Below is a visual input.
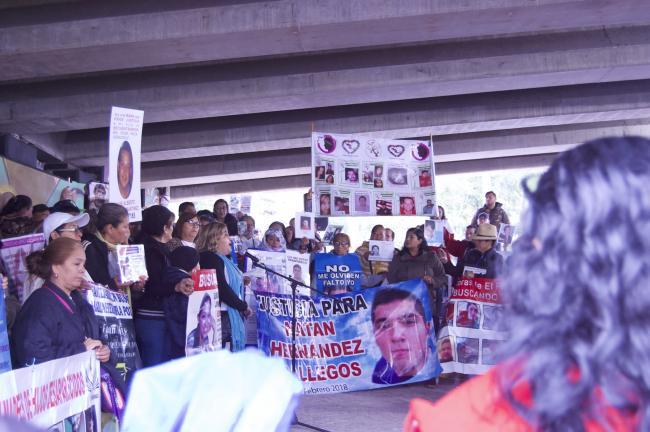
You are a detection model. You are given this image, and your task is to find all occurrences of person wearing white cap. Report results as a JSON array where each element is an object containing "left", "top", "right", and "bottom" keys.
[
  {"left": 23, "top": 212, "right": 90, "bottom": 301},
  {"left": 42, "top": 212, "right": 90, "bottom": 244}
]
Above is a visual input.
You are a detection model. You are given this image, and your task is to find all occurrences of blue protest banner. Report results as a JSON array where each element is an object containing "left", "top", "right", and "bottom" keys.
[
  {"left": 314, "top": 253, "right": 362, "bottom": 295},
  {"left": 256, "top": 279, "right": 441, "bottom": 394},
  {"left": 0, "top": 293, "right": 12, "bottom": 372}
]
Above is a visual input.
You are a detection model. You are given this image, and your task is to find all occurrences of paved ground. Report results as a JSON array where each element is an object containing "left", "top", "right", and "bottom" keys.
[{"left": 291, "top": 377, "right": 459, "bottom": 432}]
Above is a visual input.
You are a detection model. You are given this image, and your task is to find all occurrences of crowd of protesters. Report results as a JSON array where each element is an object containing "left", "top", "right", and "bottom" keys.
[{"left": 0, "top": 178, "right": 512, "bottom": 430}]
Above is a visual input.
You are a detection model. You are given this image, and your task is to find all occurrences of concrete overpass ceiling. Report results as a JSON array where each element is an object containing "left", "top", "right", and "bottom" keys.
[{"left": 1, "top": 0, "right": 649, "bottom": 193}]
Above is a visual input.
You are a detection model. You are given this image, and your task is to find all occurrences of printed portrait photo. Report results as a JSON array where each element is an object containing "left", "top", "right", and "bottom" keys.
[
  {"left": 456, "top": 301, "right": 481, "bottom": 329},
  {"left": 437, "top": 337, "right": 454, "bottom": 363},
  {"left": 456, "top": 337, "right": 480, "bottom": 364}
]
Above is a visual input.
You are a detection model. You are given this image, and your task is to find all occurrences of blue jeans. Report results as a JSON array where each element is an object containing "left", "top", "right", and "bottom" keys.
[{"left": 134, "top": 317, "right": 171, "bottom": 368}]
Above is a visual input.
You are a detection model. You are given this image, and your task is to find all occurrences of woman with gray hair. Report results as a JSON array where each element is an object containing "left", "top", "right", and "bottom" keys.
[{"left": 406, "top": 136, "right": 650, "bottom": 430}]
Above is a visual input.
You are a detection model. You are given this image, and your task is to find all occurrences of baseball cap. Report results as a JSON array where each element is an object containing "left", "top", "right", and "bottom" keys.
[{"left": 43, "top": 212, "right": 90, "bottom": 244}]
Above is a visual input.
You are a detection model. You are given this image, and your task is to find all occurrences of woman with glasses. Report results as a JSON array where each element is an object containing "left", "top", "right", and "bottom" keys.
[
  {"left": 387, "top": 227, "right": 447, "bottom": 333},
  {"left": 23, "top": 212, "right": 91, "bottom": 301},
  {"left": 167, "top": 212, "right": 200, "bottom": 252}
]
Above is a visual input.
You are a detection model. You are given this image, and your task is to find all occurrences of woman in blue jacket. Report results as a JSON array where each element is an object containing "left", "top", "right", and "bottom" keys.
[{"left": 12, "top": 237, "right": 111, "bottom": 366}]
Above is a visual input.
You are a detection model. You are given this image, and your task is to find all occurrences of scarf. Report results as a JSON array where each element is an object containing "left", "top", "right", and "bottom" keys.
[{"left": 217, "top": 254, "right": 246, "bottom": 352}]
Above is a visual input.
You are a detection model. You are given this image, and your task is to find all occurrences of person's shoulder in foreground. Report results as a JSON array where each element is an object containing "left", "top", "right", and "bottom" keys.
[{"left": 404, "top": 366, "right": 637, "bottom": 432}]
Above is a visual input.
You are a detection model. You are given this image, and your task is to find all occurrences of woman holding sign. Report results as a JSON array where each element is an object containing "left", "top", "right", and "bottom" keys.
[
  {"left": 387, "top": 228, "right": 447, "bottom": 332},
  {"left": 196, "top": 222, "right": 251, "bottom": 352},
  {"left": 406, "top": 137, "right": 650, "bottom": 430}
]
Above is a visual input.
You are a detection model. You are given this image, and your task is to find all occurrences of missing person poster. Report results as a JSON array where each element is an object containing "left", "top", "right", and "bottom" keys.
[
  {"left": 322, "top": 225, "right": 343, "bottom": 246},
  {"left": 186, "top": 270, "right": 222, "bottom": 356},
  {"left": 424, "top": 220, "right": 444, "bottom": 247},
  {"left": 368, "top": 240, "right": 394, "bottom": 262},
  {"left": 88, "top": 182, "right": 108, "bottom": 212},
  {"left": 285, "top": 250, "right": 311, "bottom": 296},
  {"left": 245, "top": 250, "right": 288, "bottom": 294},
  {"left": 312, "top": 132, "right": 436, "bottom": 216},
  {"left": 116, "top": 244, "right": 148, "bottom": 284},
  {"left": 0, "top": 233, "right": 45, "bottom": 303},
  {"left": 257, "top": 279, "right": 441, "bottom": 393},
  {"left": 0, "top": 293, "right": 10, "bottom": 373},
  {"left": 86, "top": 283, "right": 139, "bottom": 381},
  {"left": 295, "top": 212, "right": 315, "bottom": 240},
  {"left": 0, "top": 351, "right": 101, "bottom": 430},
  {"left": 108, "top": 106, "right": 144, "bottom": 222},
  {"left": 314, "top": 253, "right": 362, "bottom": 296},
  {"left": 497, "top": 224, "right": 517, "bottom": 251},
  {"left": 437, "top": 277, "right": 506, "bottom": 375}
]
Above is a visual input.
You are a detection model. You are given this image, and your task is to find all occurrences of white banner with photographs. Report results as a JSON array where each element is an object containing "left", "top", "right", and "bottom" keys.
[
  {"left": 108, "top": 106, "right": 144, "bottom": 222},
  {"left": 438, "top": 278, "right": 506, "bottom": 375},
  {"left": 312, "top": 132, "right": 436, "bottom": 217},
  {"left": 0, "top": 351, "right": 101, "bottom": 430}
]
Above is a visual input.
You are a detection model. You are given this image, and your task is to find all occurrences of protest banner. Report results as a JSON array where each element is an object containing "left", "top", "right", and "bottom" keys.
[
  {"left": 108, "top": 106, "right": 144, "bottom": 222},
  {"left": 312, "top": 132, "right": 436, "bottom": 216},
  {"left": 285, "top": 250, "right": 311, "bottom": 296},
  {"left": 256, "top": 279, "right": 442, "bottom": 393},
  {"left": 0, "top": 293, "right": 10, "bottom": 373},
  {"left": 368, "top": 240, "right": 394, "bottom": 262},
  {"left": 0, "top": 233, "right": 45, "bottom": 303},
  {"left": 85, "top": 283, "right": 139, "bottom": 381},
  {"left": 186, "top": 270, "right": 222, "bottom": 356},
  {"left": 245, "top": 250, "right": 288, "bottom": 294},
  {"left": 437, "top": 277, "right": 506, "bottom": 375},
  {"left": 116, "top": 244, "right": 148, "bottom": 284},
  {"left": 314, "top": 253, "right": 362, "bottom": 296},
  {"left": 0, "top": 351, "right": 101, "bottom": 430}
]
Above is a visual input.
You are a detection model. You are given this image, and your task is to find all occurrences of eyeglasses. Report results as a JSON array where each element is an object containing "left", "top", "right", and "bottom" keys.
[
  {"left": 333, "top": 241, "right": 349, "bottom": 246},
  {"left": 186, "top": 221, "right": 201, "bottom": 227},
  {"left": 57, "top": 226, "right": 81, "bottom": 233}
]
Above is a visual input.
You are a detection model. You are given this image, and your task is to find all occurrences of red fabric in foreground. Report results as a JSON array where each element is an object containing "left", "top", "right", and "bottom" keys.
[{"left": 403, "top": 367, "right": 638, "bottom": 432}]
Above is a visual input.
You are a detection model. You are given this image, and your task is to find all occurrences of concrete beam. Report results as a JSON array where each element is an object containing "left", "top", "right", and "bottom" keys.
[
  {"left": 62, "top": 79, "right": 650, "bottom": 166},
  {"left": 436, "top": 153, "right": 557, "bottom": 175},
  {"left": 140, "top": 120, "right": 643, "bottom": 188},
  {"left": 2, "top": 0, "right": 648, "bottom": 82},
  {"left": 171, "top": 175, "right": 312, "bottom": 199},
  {"left": 141, "top": 150, "right": 311, "bottom": 188},
  {"left": 4, "top": 27, "right": 650, "bottom": 134}
]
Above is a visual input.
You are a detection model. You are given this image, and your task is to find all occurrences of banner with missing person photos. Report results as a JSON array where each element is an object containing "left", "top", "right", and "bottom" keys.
[
  {"left": 437, "top": 277, "right": 506, "bottom": 375},
  {"left": 311, "top": 132, "right": 436, "bottom": 217},
  {"left": 256, "top": 279, "right": 441, "bottom": 394}
]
